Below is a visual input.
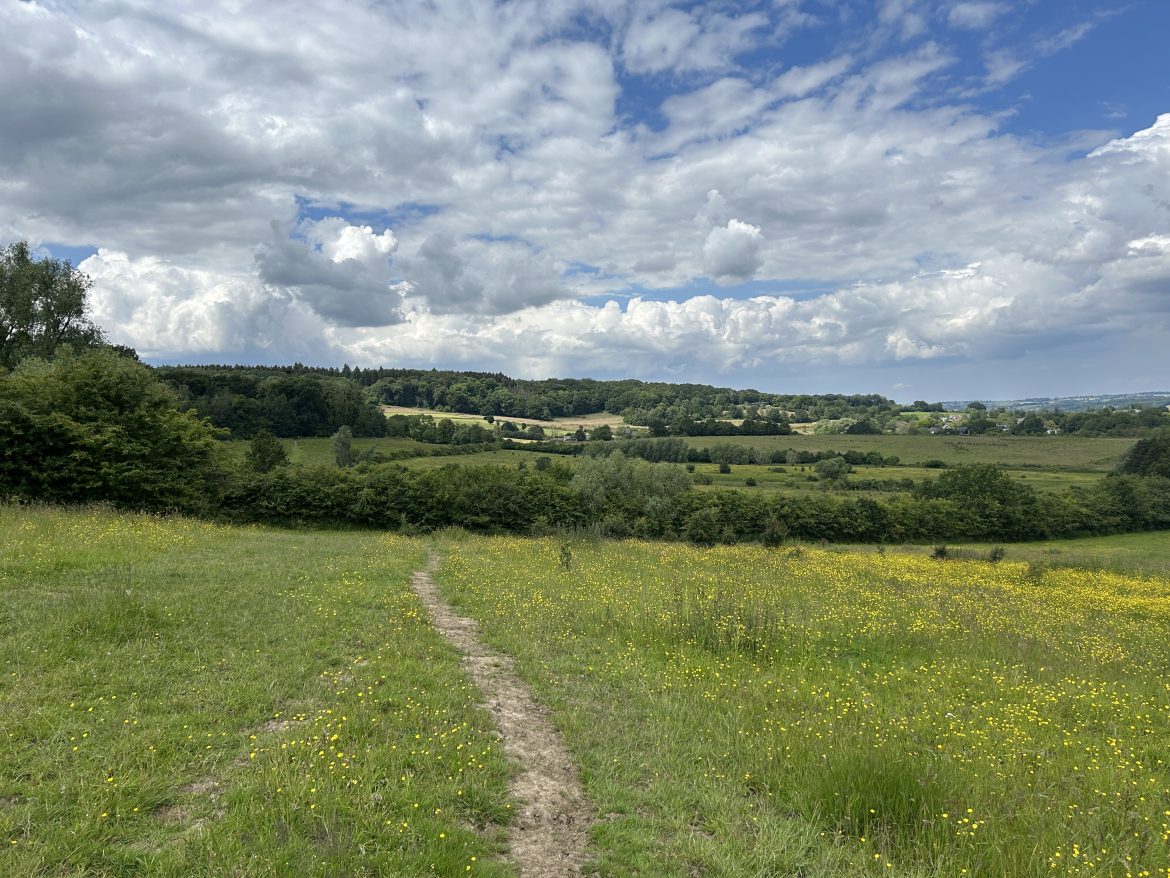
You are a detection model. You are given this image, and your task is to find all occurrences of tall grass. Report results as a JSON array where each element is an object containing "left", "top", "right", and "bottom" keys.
[{"left": 437, "top": 535, "right": 1170, "bottom": 877}]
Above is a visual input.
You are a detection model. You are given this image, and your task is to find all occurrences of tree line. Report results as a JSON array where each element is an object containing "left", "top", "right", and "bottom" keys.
[
  {"left": 4, "top": 347, "right": 1170, "bottom": 546},
  {"left": 3, "top": 240, "right": 1169, "bottom": 545},
  {"left": 156, "top": 363, "right": 904, "bottom": 426}
]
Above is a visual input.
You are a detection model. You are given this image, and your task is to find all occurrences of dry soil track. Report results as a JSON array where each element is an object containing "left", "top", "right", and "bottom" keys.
[{"left": 411, "top": 562, "right": 592, "bottom": 877}]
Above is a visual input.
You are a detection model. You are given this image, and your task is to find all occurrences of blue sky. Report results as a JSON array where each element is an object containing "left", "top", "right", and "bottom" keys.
[{"left": 3, "top": 0, "right": 1169, "bottom": 401}]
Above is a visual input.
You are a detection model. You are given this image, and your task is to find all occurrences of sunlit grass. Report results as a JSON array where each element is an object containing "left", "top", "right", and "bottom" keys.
[
  {"left": 0, "top": 505, "right": 515, "bottom": 877},
  {"left": 686, "top": 434, "right": 1135, "bottom": 471},
  {"left": 874, "top": 530, "right": 1170, "bottom": 578},
  {"left": 437, "top": 535, "right": 1170, "bottom": 877}
]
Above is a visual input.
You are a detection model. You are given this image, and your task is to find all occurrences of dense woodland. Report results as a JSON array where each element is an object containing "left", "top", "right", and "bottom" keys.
[
  {"left": 154, "top": 363, "right": 1170, "bottom": 439},
  {"left": 3, "top": 242, "right": 1170, "bottom": 546},
  {"left": 156, "top": 363, "right": 900, "bottom": 431}
]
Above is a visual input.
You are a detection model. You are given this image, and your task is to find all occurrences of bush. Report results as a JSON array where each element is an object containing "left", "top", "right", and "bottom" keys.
[
  {"left": 684, "top": 507, "right": 720, "bottom": 547},
  {"left": 1119, "top": 428, "right": 1170, "bottom": 478},
  {"left": 246, "top": 430, "right": 288, "bottom": 473},
  {"left": 718, "top": 462, "right": 731, "bottom": 474},
  {"left": 331, "top": 425, "right": 354, "bottom": 467},
  {"left": 762, "top": 516, "right": 788, "bottom": 547},
  {"left": 0, "top": 349, "right": 225, "bottom": 511}
]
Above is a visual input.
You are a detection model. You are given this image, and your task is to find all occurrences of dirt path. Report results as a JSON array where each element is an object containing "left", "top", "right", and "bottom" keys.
[{"left": 411, "top": 562, "right": 592, "bottom": 877}]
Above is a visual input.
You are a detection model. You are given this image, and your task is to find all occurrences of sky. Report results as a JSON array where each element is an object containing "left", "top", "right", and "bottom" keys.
[{"left": 3, "top": 0, "right": 1169, "bottom": 402}]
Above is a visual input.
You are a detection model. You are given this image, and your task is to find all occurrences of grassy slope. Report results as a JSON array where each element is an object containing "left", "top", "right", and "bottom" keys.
[
  {"left": 685, "top": 433, "right": 1135, "bottom": 470},
  {"left": 225, "top": 432, "right": 1136, "bottom": 502},
  {"left": 437, "top": 535, "right": 1170, "bottom": 878},
  {"left": 226, "top": 433, "right": 1128, "bottom": 496},
  {"left": 380, "top": 406, "right": 628, "bottom": 435},
  {"left": 222, "top": 437, "right": 430, "bottom": 467},
  {"left": 688, "top": 461, "right": 1102, "bottom": 495},
  {"left": 0, "top": 507, "right": 514, "bottom": 878}
]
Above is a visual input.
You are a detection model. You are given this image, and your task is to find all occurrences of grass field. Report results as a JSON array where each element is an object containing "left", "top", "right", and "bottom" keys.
[
  {"left": 437, "top": 535, "right": 1170, "bottom": 877},
  {"left": 380, "top": 406, "right": 629, "bottom": 436},
  {"left": 394, "top": 449, "right": 566, "bottom": 470},
  {"left": 688, "top": 461, "right": 1102, "bottom": 495},
  {"left": 874, "top": 529, "right": 1170, "bottom": 577},
  {"left": 686, "top": 433, "right": 1136, "bottom": 471},
  {"left": 6, "top": 506, "right": 1170, "bottom": 875},
  {"left": 222, "top": 437, "right": 430, "bottom": 468},
  {"left": 221, "top": 432, "right": 1128, "bottom": 501},
  {"left": 0, "top": 507, "right": 514, "bottom": 877}
]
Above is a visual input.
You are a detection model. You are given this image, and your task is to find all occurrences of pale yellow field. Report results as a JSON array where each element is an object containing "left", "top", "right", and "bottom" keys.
[{"left": 380, "top": 406, "right": 633, "bottom": 435}]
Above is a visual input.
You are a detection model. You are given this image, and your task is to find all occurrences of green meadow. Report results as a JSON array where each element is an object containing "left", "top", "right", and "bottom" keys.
[
  {"left": 0, "top": 506, "right": 513, "bottom": 877},
  {"left": 229, "top": 434, "right": 1136, "bottom": 501},
  {"left": 437, "top": 534, "right": 1170, "bottom": 877},
  {"left": 879, "top": 528, "right": 1170, "bottom": 577},
  {"left": 685, "top": 433, "right": 1135, "bottom": 471},
  {"left": 6, "top": 505, "right": 1170, "bottom": 877}
]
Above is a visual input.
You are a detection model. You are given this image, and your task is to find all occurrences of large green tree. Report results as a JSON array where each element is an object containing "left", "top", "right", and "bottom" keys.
[
  {"left": 0, "top": 348, "right": 225, "bottom": 510},
  {"left": 1119, "top": 428, "right": 1170, "bottom": 478},
  {"left": 915, "top": 464, "right": 1046, "bottom": 540},
  {"left": 0, "top": 242, "right": 105, "bottom": 370}
]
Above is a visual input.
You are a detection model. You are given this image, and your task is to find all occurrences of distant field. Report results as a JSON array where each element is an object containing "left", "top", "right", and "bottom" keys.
[
  {"left": 0, "top": 507, "right": 513, "bottom": 877},
  {"left": 395, "top": 449, "right": 565, "bottom": 470},
  {"left": 223, "top": 433, "right": 1132, "bottom": 498},
  {"left": 381, "top": 405, "right": 493, "bottom": 426},
  {"left": 438, "top": 535, "right": 1170, "bottom": 876},
  {"left": 223, "top": 436, "right": 429, "bottom": 467},
  {"left": 552, "top": 411, "right": 627, "bottom": 429},
  {"left": 688, "top": 460, "right": 1100, "bottom": 495},
  {"left": 686, "top": 433, "right": 1135, "bottom": 471},
  {"left": 380, "top": 406, "right": 628, "bottom": 435}
]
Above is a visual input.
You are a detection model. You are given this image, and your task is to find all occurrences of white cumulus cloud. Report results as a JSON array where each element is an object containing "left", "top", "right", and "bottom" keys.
[{"left": 702, "top": 220, "right": 764, "bottom": 282}]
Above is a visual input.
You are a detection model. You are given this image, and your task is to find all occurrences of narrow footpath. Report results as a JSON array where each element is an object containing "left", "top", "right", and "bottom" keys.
[{"left": 411, "top": 562, "right": 592, "bottom": 877}]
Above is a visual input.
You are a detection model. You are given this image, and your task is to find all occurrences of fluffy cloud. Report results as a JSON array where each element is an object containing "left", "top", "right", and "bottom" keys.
[
  {"left": 621, "top": 6, "right": 770, "bottom": 75},
  {"left": 81, "top": 250, "right": 336, "bottom": 362},
  {"left": 947, "top": 2, "right": 1005, "bottom": 30},
  {"left": 255, "top": 220, "right": 402, "bottom": 326},
  {"left": 394, "top": 234, "right": 565, "bottom": 314},
  {"left": 702, "top": 220, "right": 763, "bottom": 282},
  {"left": 0, "top": 1, "right": 1167, "bottom": 396}
]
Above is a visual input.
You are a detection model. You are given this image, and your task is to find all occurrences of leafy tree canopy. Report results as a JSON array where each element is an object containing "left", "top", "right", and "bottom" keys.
[
  {"left": 1119, "top": 428, "right": 1170, "bottom": 478},
  {"left": 1, "top": 242, "right": 105, "bottom": 370},
  {"left": 0, "top": 348, "right": 224, "bottom": 510}
]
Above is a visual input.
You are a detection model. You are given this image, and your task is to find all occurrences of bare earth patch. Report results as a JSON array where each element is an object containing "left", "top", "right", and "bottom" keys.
[{"left": 411, "top": 563, "right": 592, "bottom": 877}]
